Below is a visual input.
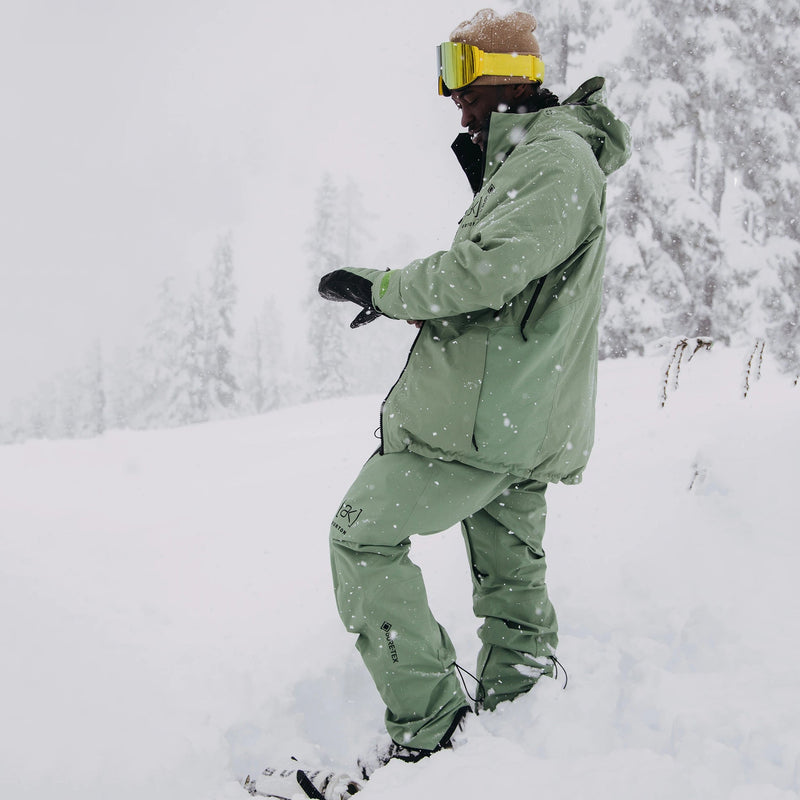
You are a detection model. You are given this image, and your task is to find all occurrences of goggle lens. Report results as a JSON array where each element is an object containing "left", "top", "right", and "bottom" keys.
[{"left": 436, "top": 42, "right": 480, "bottom": 94}]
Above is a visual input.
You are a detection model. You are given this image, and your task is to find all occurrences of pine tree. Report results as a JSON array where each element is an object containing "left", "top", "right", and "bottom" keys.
[
  {"left": 85, "top": 339, "right": 106, "bottom": 437},
  {"left": 169, "top": 278, "right": 209, "bottom": 425},
  {"left": 25, "top": 379, "right": 58, "bottom": 440},
  {"left": 520, "top": 0, "right": 609, "bottom": 89},
  {"left": 205, "top": 233, "right": 239, "bottom": 414},
  {"left": 601, "top": 0, "right": 735, "bottom": 349},
  {"left": 600, "top": 224, "right": 692, "bottom": 357},
  {"left": 713, "top": 0, "right": 800, "bottom": 370},
  {"left": 604, "top": 0, "right": 800, "bottom": 370},
  {"left": 714, "top": 0, "right": 800, "bottom": 240},
  {"left": 136, "top": 236, "right": 240, "bottom": 427},
  {"left": 306, "top": 174, "right": 350, "bottom": 401},
  {"left": 135, "top": 277, "right": 184, "bottom": 427},
  {"left": 239, "top": 298, "right": 284, "bottom": 414},
  {"left": 602, "top": 75, "right": 704, "bottom": 352},
  {"left": 105, "top": 345, "right": 139, "bottom": 430}
]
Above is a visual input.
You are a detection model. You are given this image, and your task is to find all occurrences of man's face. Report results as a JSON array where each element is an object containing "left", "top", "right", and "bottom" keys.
[{"left": 450, "top": 84, "right": 518, "bottom": 151}]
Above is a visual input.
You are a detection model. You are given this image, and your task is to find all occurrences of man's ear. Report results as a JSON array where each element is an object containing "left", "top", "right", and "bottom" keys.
[{"left": 510, "top": 83, "right": 532, "bottom": 101}]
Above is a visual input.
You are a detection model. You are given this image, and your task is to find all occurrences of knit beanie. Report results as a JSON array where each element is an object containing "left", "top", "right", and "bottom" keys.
[{"left": 449, "top": 8, "right": 542, "bottom": 87}]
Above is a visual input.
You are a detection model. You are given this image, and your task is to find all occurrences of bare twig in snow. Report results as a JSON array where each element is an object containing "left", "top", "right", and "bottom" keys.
[
  {"left": 661, "top": 337, "right": 713, "bottom": 407},
  {"left": 743, "top": 339, "right": 766, "bottom": 399}
]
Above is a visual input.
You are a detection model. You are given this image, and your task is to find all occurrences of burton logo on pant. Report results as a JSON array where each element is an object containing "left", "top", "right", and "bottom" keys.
[
  {"left": 381, "top": 621, "right": 400, "bottom": 663},
  {"left": 338, "top": 502, "right": 362, "bottom": 526},
  {"left": 332, "top": 502, "right": 363, "bottom": 535}
]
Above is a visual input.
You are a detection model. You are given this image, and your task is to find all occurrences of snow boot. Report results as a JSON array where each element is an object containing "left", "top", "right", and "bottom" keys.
[
  {"left": 356, "top": 707, "right": 471, "bottom": 780},
  {"left": 243, "top": 710, "right": 471, "bottom": 798}
]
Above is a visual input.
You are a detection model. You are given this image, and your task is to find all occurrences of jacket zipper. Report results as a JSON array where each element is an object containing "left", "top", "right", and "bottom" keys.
[
  {"left": 520, "top": 277, "right": 546, "bottom": 342},
  {"left": 378, "top": 323, "right": 425, "bottom": 455}
]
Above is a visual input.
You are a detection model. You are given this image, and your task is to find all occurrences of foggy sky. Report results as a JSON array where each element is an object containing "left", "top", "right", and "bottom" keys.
[{"left": 1, "top": 0, "right": 606, "bottom": 413}]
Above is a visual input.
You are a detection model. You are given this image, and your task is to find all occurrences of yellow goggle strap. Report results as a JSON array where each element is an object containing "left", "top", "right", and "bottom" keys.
[{"left": 437, "top": 42, "right": 545, "bottom": 95}]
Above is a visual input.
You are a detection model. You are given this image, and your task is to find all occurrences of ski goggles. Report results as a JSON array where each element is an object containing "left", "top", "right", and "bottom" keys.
[{"left": 436, "top": 41, "right": 545, "bottom": 95}]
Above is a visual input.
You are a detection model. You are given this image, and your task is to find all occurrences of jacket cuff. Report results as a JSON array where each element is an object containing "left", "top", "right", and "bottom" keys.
[{"left": 341, "top": 267, "right": 397, "bottom": 317}]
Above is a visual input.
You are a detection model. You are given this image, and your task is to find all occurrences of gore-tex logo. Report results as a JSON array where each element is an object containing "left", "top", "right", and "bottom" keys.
[{"left": 381, "top": 621, "right": 399, "bottom": 663}]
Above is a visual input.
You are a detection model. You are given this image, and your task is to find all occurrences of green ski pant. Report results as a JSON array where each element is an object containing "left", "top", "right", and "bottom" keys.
[{"left": 329, "top": 451, "right": 558, "bottom": 751}]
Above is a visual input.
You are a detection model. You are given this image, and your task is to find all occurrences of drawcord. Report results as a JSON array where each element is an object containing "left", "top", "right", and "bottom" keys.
[
  {"left": 549, "top": 655, "right": 569, "bottom": 689},
  {"left": 456, "top": 656, "right": 567, "bottom": 704},
  {"left": 454, "top": 662, "right": 485, "bottom": 705}
]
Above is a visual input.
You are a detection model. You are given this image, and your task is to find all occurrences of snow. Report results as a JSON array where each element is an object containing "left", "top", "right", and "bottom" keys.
[{"left": 1, "top": 347, "right": 799, "bottom": 800}]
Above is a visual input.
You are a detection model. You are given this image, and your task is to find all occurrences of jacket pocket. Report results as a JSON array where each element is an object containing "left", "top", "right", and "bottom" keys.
[{"left": 383, "top": 326, "right": 489, "bottom": 457}]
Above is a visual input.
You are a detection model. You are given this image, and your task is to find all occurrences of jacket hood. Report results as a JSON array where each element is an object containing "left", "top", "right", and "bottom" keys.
[
  {"left": 538, "top": 76, "right": 631, "bottom": 176},
  {"left": 453, "top": 76, "right": 631, "bottom": 192}
]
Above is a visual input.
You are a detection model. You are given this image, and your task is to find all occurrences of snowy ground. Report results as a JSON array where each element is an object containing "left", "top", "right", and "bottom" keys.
[{"left": 1, "top": 345, "right": 799, "bottom": 800}]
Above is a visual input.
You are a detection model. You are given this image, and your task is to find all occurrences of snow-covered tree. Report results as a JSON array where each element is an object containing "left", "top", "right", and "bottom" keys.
[
  {"left": 140, "top": 235, "right": 240, "bottom": 426},
  {"left": 205, "top": 233, "right": 239, "bottom": 414},
  {"left": 305, "top": 174, "right": 351, "bottom": 401},
  {"left": 85, "top": 339, "right": 106, "bottom": 437},
  {"left": 105, "top": 344, "right": 140, "bottom": 430},
  {"left": 1, "top": 235, "right": 246, "bottom": 439},
  {"left": 169, "top": 278, "right": 209, "bottom": 425},
  {"left": 713, "top": 0, "right": 800, "bottom": 370},
  {"left": 601, "top": 1, "right": 734, "bottom": 350},
  {"left": 238, "top": 298, "right": 284, "bottom": 414},
  {"left": 133, "top": 277, "right": 184, "bottom": 426},
  {"left": 602, "top": 0, "right": 800, "bottom": 371},
  {"left": 520, "top": 0, "right": 609, "bottom": 90},
  {"left": 12, "top": 341, "right": 108, "bottom": 441}
]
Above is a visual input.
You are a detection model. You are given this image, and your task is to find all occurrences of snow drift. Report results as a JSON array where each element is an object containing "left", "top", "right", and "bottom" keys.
[{"left": 1, "top": 347, "right": 798, "bottom": 800}]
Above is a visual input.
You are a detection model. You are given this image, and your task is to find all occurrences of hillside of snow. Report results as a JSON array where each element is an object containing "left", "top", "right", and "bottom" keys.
[{"left": 1, "top": 346, "right": 799, "bottom": 800}]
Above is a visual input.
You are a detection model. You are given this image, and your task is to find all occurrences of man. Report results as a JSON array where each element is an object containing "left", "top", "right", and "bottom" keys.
[{"left": 250, "top": 8, "right": 631, "bottom": 799}]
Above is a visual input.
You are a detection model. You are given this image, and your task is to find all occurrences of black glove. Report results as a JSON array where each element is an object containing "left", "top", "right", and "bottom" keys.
[{"left": 318, "top": 270, "right": 382, "bottom": 329}]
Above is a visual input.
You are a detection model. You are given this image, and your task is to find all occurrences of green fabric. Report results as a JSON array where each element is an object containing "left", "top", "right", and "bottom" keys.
[
  {"left": 330, "top": 451, "right": 558, "bottom": 748},
  {"left": 346, "top": 77, "right": 631, "bottom": 482},
  {"left": 462, "top": 480, "right": 557, "bottom": 710},
  {"left": 378, "top": 271, "right": 392, "bottom": 299}
]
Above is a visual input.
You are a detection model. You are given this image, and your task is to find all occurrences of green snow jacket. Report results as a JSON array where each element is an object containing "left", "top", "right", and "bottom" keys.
[{"left": 350, "top": 77, "right": 631, "bottom": 482}]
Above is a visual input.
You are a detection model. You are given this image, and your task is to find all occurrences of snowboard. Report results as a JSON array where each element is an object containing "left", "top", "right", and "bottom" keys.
[{"left": 242, "top": 761, "right": 363, "bottom": 799}]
